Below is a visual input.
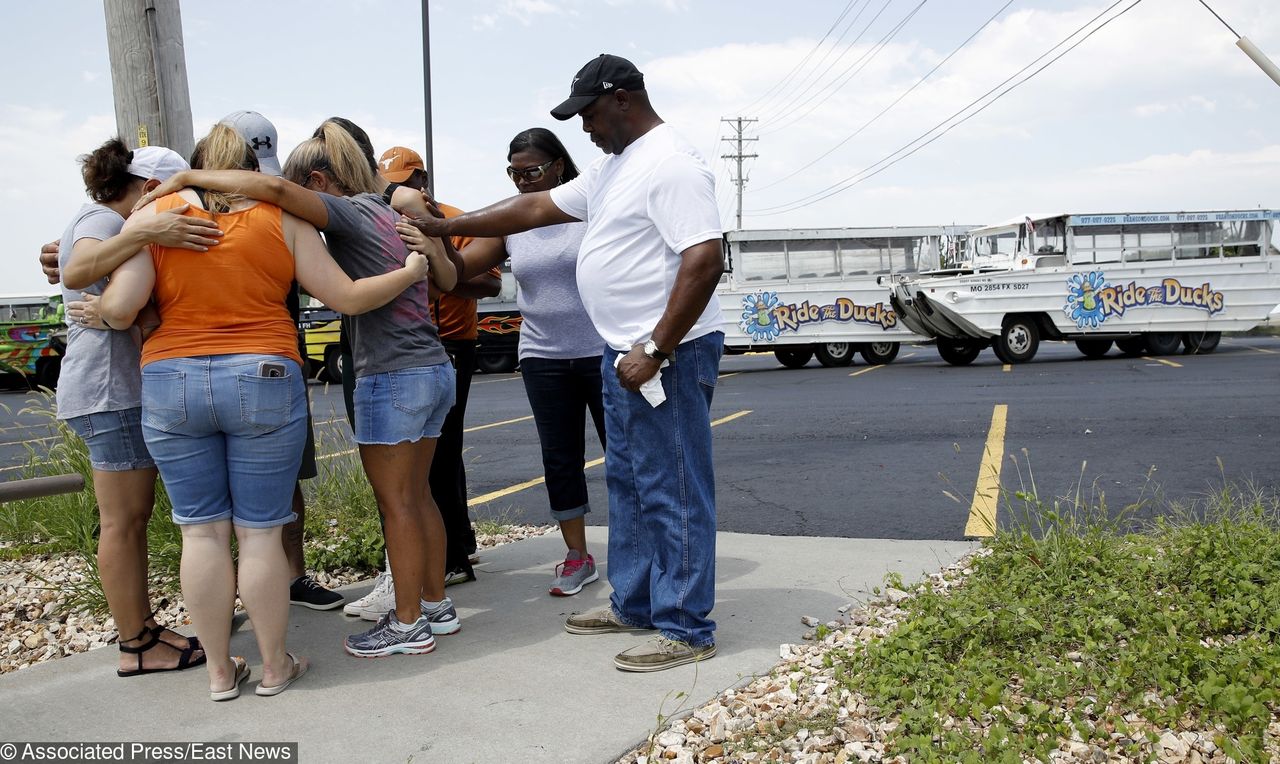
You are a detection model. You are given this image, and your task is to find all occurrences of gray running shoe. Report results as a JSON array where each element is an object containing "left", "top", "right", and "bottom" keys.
[
  {"left": 564, "top": 606, "right": 652, "bottom": 635},
  {"left": 421, "top": 597, "right": 461, "bottom": 635},
  {"left": 549, "top": 553, "right": 599, "bottom": 597},
  {"left": 614, "top": 636, "right": 717, "bottom": 672},
  {"left": 344, "top": 612, "right": 436, "bottom": 658}
]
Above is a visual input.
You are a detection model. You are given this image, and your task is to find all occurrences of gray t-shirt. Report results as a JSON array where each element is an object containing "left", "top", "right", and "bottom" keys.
[
  {"left": 507, "top": 222, "right": 604, "bottom": 360},
  {"left": 320, "top": 193, "right": 448, "bottom": 377},
  {"left": 55, "top": 204, "right": 143, "bottom": 420}
]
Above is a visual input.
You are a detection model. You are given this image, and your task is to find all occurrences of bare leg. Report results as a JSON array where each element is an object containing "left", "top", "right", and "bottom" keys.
[
  {"left": 359, "top": 438, "right": 443, "bottom": 622},
  {"left": 281, "top": 485, "right": 306, "bottom": 579},
  {"left": 234, "top": 525, "right": 295, "bottom": 687},
  {"left": 178, "top": 521, "right": 235, "bottom": 692},
  {"left": 559, "top": 516, "right": 589, "bottom": 558}
]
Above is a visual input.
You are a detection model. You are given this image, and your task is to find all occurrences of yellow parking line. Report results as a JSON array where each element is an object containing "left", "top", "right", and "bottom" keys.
[
  {"left": 849, "top": 365, "right": 885, "bottom": 377},
  {"left": 467, "top": 409, "right": 753, "bottom": 507},
  {"left": 1142, "top": 356, "right": 1183, "bottom": 368},
  {"left": 472, "top": 375, "right": 523, "bottom": 385},
  {"left": 465, "top": 415, "right": 533, "bottom": 433},
  {"left": 1002, "top": 364, "right": 1012, "bottom": 373},
  {"left": 1249, "top": 345, "right": 1277, "bottom": 355},
  {"left": 964, "top": 404, "right": 1008, "bottom": 538},
  {"left": 719, "top": 372, "right": 741, "bottom": 379}
]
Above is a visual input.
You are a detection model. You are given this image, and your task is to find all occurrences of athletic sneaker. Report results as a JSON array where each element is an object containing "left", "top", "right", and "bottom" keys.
[
  {"left": 549, "top": 553, "right": 598, "bottom": 597},
  {"left": 344, "top": 612, "right": 436, "bottom": 658},
  {"left": 289, "top": 575, "right": 345, "bottom": 610},
  {"left": 344, "top": 571, "right": 395, "bottom": 620},
  {"left": 421, "top": 597, "right": 461, "bottom": 635},
  {"left": 614, "top": 636, "right": 717, "bottom": 672},
  {"left": 444, "top": 564, "right": 476, "bottom": 587}
]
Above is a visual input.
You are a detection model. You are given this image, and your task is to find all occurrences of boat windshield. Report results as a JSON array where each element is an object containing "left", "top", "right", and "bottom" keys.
[{"left": 971, "top": 228, "right": 1021, "bottom": 258}]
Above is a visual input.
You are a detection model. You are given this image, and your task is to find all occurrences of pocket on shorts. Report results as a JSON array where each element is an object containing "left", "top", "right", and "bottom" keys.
[
  {"left": 238, "top": 374, "right": 293, "bottom": 434},
  {"left": 142, "top": 372, "right": 187, "bottom": 432},
  {"left": 390, "top": 368, "right": 436, "bottom": 415}
]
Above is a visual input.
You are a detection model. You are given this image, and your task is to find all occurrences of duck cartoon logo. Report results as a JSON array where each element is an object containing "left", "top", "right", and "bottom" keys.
[
  {"left": 1065, "top": 271, "right": 1109, "bottom": 328},
  {"left": 739, "top": 292, "right": 781, "bottom": 342},
  {"left": 1065, "top": 270, "right": 1226, "bottom": 329}
]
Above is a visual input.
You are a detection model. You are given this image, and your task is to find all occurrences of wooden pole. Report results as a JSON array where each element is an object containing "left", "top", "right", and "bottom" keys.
[{"left": 103, "top": 0, "right": 194, "bottom": 157}]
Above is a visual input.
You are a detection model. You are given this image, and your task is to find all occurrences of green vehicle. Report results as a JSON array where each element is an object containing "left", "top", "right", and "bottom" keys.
[{"left": 0, "top": 294, "right": 64, "bottom": 389}]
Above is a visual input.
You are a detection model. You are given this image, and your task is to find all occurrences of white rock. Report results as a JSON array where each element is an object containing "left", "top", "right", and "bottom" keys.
[
  {"left": 801, "top": 615, "right": 819, "bottom": 627},
  {"left": 656, "top": 731, "right": 684, "bottom": 748},
  {"left": 883, "top": 588, "right": 910, "bottom": 604}
]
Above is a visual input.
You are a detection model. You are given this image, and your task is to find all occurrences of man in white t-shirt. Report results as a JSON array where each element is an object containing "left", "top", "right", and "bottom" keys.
[{"left": 405, "top": 53, "right": 725, "bottom": 672}]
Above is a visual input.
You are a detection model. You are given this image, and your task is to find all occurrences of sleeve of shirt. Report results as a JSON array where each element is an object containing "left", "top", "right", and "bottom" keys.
[
  {"left": 72, "top": 208, "right": 125, "bottom": 244},
  {"left": 549, "top": 172, "right": 591, "bottom": 221},
  {"left": 646, "top": 153, "right": 722, "bottom": 255},
  {"left": 320, "top": 194, "right": 363, "bottom": 236}
]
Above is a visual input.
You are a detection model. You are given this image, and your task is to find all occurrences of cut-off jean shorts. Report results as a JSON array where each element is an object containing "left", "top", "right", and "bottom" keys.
[
  {"left": 141, "top": 354, "right": 306, "bottom": 529},
  {"left": 64, "top": 407, "right": 156, "bottom": 472},
  {"left": 353, "top": 363, "right": 456, "bottom": 446}
]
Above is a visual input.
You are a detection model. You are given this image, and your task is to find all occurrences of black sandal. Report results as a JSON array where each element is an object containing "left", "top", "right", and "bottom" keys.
[{"left": 117, "top": 625, "right": 207, "bottom": 678}]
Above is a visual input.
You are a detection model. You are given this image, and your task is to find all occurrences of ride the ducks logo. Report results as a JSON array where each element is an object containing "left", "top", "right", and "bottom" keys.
[
  {"left": 1064, "top": 271, "right": 1225, "bottom": 329},
  {"left": 738, "top": 291, "right": 896, "bottom": 342}
]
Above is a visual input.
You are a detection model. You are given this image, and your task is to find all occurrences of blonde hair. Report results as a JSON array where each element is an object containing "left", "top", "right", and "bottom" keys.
[
  {"left": 190, "top": 123, "right": 258, "bottom": 213},
  {"left": 283, "top": 120, "right": 380, "bottom": 196}
]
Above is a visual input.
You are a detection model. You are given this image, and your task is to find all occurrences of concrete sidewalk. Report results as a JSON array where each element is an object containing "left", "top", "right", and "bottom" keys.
[{"left": 0, "top": 529, "right": 974, "bottom": 763}]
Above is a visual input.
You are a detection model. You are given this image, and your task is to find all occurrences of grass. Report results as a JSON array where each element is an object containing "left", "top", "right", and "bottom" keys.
[{"left": 804, "top": 468, "right": 1280, "bottom": 762}]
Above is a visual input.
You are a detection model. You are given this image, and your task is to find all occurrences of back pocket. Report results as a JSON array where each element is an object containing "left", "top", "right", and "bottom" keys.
[
  {"left": 238, "top": 374, "right": 293, "bottom": 434},
  {"left": 390, "top": 368, "right": 435, "bottom": 415},
  {"left": 142, "top": 372, "right": 187, "bottom": 432}
]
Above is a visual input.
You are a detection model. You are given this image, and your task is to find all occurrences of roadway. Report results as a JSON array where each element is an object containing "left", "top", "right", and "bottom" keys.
[{"left": 2, "top": 336, "right": 1277, "bottom": 540}]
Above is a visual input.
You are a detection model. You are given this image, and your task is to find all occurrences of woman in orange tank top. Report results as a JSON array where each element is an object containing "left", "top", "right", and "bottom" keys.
[{"left": 99, "top": 124, "right": 451, "bottom": 700}]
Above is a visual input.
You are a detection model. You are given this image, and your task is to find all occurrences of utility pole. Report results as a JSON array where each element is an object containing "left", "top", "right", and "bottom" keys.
[
  {"left": 720, "top": 117, "right": 758, "bottom": 231},
  {"left": 103, "top": 0, "right": 194, "bottom": 157},
  {"left": 421, "top": 0, "right": 435, "bottom": 195}
]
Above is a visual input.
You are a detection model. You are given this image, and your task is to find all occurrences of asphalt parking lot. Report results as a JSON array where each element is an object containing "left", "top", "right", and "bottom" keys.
[{"left": 3, "top": 335, "right": 1277, "bottom": 540}]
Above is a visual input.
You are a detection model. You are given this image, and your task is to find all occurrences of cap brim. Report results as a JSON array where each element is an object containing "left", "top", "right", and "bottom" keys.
[
  {"left": 258, "top": 155, "right": 282, "bottom": 177},
  {"left": 550, "top": 94, "right": 599, "bottom": 121},
  {"left": 380, "top": 169, "right": 416, "bottom": 183}
]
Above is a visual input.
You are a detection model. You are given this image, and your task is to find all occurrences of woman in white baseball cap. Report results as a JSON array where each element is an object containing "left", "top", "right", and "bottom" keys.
[{"left": 54, "top": 137, "right": 216, "bottom": 678}]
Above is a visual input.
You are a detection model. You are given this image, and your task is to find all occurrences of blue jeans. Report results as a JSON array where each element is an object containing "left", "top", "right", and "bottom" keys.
[
  {"left": 64, "top": 408, "right": 155, "bottom": 472},
  {"left": 521, "top": 355, "right": 606, "bottom": 523},
  {"left": 353, "top": 363, "right": 456, "bottom": 445},
  {"left": 602, "top": 331, "right": 722, "bottom": 647},
  {"left": 141, "top": 355, "right": 306, "bottom": 528}
]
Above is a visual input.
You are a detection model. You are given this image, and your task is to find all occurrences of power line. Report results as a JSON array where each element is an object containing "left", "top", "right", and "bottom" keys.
[
  {"left": 759, "top": 0, "right": 929, "bottom": 137},
  {"left": 721, "top": 117, "right": 759, "bottom": 230},
  {"left": 736, "top": 0, "right": 865, "bottom": 117},
  {"left": 755, "top": 0, "right": 895, "bottom": 128},
  {"left": 747, "top": 0, "right": 1144, "bottom": 217},
  {"left": 1196, "top": 0, "right": 1238, "bottom": 37},
  {"left": 755, "top": 0, "right": 1014, "bottom": 192}
]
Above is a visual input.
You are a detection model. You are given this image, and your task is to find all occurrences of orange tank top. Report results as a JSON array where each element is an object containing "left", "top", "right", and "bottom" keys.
[{"left": 141, "top": 193, "right": 301, "bottom": 367}]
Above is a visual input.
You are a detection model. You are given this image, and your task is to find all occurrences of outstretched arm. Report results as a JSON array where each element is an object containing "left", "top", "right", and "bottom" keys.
[
  {"left": 406, "top": 190, "right": 575, "bottom": 240},
  {"left": 98, "top": 251, "right": 155, "bottom": 330},
  {"left": 135, "top": 170, "right": 329, "bottom": 228}
]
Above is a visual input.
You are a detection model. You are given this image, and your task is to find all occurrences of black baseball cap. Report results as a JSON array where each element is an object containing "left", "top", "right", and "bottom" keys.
[{"left": 550, "top": 54, "right": 646, "bottom": 121}]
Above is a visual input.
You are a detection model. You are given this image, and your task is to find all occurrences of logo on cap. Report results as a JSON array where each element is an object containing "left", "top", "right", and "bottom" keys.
[{"left": 251, "top": 136, "right": 273, "bottom": 151}]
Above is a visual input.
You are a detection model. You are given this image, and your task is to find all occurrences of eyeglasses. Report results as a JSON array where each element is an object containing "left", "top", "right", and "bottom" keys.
[{"left": 506, "top": 160, "right": 555, "bottom": 184}]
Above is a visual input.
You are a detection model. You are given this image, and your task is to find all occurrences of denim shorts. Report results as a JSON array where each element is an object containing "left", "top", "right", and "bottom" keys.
[
  {"left": 141, "top": 355, "right": 306, "bottom": 529},
  {"left": 353, "top": 363, "right": 456, "bottom": 445},
  {"left": 64, "top": 408, "right": 156, "bottom": 472}
]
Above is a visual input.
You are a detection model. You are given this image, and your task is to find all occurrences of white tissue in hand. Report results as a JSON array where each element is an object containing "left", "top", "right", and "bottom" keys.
[{"left": 614, "top": 355, "right": 666, "bottom": 407}]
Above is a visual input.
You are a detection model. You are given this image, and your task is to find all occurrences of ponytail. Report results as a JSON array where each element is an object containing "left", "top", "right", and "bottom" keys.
[
  {"left": 283, "top": 119, "right": 379, "bottom": 196},
  {"left": 190, "top": 123, "right": 259, "bottom": 213}
]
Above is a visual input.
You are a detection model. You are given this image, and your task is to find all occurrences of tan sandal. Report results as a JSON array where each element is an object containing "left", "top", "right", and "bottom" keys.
[
  {"left": 210, "top": 657, "right": 250, "bottom": 701},
  {"left": 256, "top": 653, "right": 307, "bottom": 697}
]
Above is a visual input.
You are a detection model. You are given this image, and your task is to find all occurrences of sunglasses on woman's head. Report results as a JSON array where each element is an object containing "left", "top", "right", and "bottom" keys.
[{"left": 506, "top": 160, "right": 554, "bottom": 183}]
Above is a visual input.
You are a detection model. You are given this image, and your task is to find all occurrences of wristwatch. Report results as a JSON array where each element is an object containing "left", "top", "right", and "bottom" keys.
[{"left": 642, "top": 340, "right": 671, "bottom": 362}]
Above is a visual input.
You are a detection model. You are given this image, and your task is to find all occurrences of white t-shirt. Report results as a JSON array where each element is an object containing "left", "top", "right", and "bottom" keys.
[{"left": 549, "top": 123, "right": 723, "bottom": 351}]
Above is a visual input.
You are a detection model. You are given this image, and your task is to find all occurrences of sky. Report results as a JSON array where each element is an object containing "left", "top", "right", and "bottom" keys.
[{"left": 2, "top": 0, "right": 1278, "bottom": 296}]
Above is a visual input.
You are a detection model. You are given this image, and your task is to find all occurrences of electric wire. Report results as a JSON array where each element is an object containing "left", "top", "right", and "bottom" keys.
[
  {"left": 1196, "top": 0, "right": 1238, "bottom": 37},
  {"left": 759, "top": 0, "right": 930, "bottom": 137},
  {"left": 754, "top": 0, "right": 1014, "bottom": 192},
  {"left": 736, "top": 0, "right": 865, "bottom": 118},
  {"left": 746, "top": 0, "right": 1143, "bottom": 216},
  {"left": 755, "top": 0, "right": 896, "bottom": 128}
]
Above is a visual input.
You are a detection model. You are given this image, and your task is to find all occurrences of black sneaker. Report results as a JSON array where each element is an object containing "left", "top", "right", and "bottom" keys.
[
  {"left": 444, "top": 565, "right": 476, "bottom": 587},
  {"left": 289, "top": 575, "right": 345, "bottom": 610}
]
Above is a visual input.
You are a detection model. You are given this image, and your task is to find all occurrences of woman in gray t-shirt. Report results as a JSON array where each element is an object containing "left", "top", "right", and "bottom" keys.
[
  {"left": 453, "top": 128, "right": 606, "bottom": 598},
  {"left": 55, "top": 138, "right": 210, "bottom": 677}
]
